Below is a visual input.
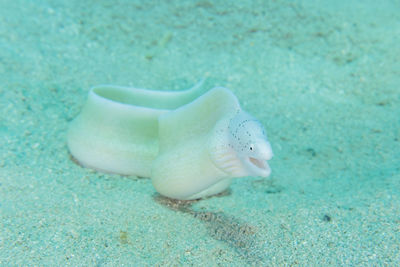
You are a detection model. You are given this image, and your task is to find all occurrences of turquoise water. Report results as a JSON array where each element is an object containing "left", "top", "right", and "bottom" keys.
[{"left": 1, "top": 0, "right": 399, "bottom": 265}]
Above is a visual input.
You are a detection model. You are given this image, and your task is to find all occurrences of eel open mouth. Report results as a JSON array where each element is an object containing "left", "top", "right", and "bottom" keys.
[
  {"left": 249, "top": 157, "right": 267, "bottom": 169},
  {"left": 247, "top": 156, "right": 271, "bottom": 177}
]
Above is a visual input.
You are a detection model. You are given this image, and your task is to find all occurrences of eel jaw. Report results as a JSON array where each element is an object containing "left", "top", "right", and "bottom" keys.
[
  {"left": 245, "top": 141, "right": 273, "bottom": 177},
  {"left": 246, "top": 156, "right": 271, "bottom": 177}
]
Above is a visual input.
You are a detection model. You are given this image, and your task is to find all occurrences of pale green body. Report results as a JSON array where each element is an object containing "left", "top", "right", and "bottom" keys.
[
  {"left": 67, "top": 82, "right": 273, "bottom": 200},
  {"left": 68, "top": 82, "right": 205, "bottom": 177}
]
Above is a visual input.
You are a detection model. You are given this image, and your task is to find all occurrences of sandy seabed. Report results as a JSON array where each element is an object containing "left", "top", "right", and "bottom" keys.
[{"left": 0, "top": 0, "right": 399, "bottom": 266}]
